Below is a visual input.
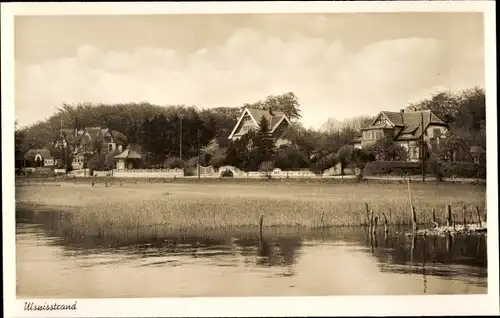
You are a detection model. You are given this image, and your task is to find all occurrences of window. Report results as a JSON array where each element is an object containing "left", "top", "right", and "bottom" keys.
[
  {"left": 433, "top": 128, "right": 441, "bottom": 138},
  {"left": 410, "top": 147, "right": 419, "bottom": 159},
  {"left": 109, "top": 144, "right": 113, "bottom": 152}
]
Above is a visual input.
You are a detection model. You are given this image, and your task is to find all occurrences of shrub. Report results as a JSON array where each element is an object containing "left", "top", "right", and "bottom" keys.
[
  {"left": 426, "top": 154, "right": 444, "bottom": 182},
  {"left": 437, "top": 161, "right": 486, "bottom": 179},
  {"left": 208, "top": 152, "right": 226, "bottom": 168},
  {"left": 220, "top": 169, "right": 234, "bottom": 178},
  {"left": 363, "top": 161, "right": 422, "bottom": 176},
  {"left": 186, "top": 157, "right": 199, "bottom": 168},
  {"left": 165, "top": 157, "right": 186, "bottom": 169}
]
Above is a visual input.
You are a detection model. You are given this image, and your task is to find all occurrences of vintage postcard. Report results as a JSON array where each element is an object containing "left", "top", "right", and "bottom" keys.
[{"left": 2, "top": 1, "right": 498, "bottom": 317}]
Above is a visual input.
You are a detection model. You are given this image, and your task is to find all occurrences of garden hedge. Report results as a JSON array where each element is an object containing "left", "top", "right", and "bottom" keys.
[
  {"left": 363, "top": 161, "right": 422, "bottom": 176},
  {"left": 363, "top": 160, "right": 486, "bottom": 179}
]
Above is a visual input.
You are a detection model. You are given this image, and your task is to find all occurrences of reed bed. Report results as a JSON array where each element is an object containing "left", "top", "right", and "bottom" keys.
[{"left": 16, "top": 182, "right": 486, "bottom": 239}]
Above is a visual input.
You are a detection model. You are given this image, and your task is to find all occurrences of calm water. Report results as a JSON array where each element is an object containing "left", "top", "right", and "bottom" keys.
[{"left": 16, "top": 207, "right": 487, "bottom": 298}]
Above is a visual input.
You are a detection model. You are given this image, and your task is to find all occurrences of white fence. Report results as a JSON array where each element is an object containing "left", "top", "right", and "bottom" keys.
[
  {"left": 112, "top": 169, "right": 184, "bottom": 178},
  {"left": 217, "top": 166, "right": 319, "bottom": 179},
  {"left": 93, "top": 170, "right": 113, "bottom": 177}
]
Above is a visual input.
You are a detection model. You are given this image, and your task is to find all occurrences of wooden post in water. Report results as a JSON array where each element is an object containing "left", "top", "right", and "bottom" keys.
[
  {"left": 462, "top": 206, "right": 467, "bottom": 226},
  {"left": 259, "top": 214, "right": 264, "bottom": 241},
  {"left": 476, "top": 206, "right": 482, "bottom": 227},
  {"left": 383, "top": 213, "right": 389, "bottom": 235},
  {"left": 258, "top": 214, "right": 266, "bottom": 254},
  {"left": 388, "top": 207, "right": 392, "bottom": 225},
  {"left": 370, "top": 209, "right": 374, "bottom": 232},
  {"left": 372, "top": 215, "right": 378, "bottom": 235},
  {"left": 432, "top": 208, "right": 438, "bottom": 228},
  {"left": 407, "top": 179, "right": 414, "bottom": 224},
  {"left": 411, "top": 206, "right": 418, "bottom": 231},
  {"left": 446, "top": 205, "right": 452, "bottom": 227},
  {"left": 364, "top": 203, "right": 370, "bottom": 227}
]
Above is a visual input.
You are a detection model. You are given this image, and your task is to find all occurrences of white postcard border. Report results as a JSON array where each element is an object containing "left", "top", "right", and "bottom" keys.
[{"left": 2, "top": 1, "right": 498, "bottom": 317}]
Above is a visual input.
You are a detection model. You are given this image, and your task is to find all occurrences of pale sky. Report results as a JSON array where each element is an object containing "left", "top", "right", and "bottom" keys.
[{"left": 14, "top": 13, "right": 485, "bottom": 129}]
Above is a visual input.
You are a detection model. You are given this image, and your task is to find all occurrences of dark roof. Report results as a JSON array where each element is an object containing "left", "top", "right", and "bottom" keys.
[
  {"left": 114, "top": 149, "right": 142, "bottom": 159},
  {"left": 24, "top": 148, "right": 53, "bottom": 160},
  {"left": 247, "top": 108, "right": 287, "bottom": 131},
  {"left": 470, "top": 146, "right": 486, "bottom": 154},
  {"left": 110, "top": 130, "right": 126, "bottom": 145},
  {"left": 363, "top": 110, "right": 448, "bottom": 141}
]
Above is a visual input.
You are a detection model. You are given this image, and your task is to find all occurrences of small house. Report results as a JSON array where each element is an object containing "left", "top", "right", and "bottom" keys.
[
  {"left": 114, "top": 149, "right": 143, "bottom": 171},
  {"left": 470, "top": 146, "right": 486, "bottom": 164},
  {"left": 24, "top": 148, "right": 61, "bottom": 168}
]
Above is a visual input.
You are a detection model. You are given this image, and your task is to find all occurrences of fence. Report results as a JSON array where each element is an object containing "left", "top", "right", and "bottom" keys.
[
  {"left": 217, "top": 166, "right": 319, "bottom": 179},
  {"left": 199, "top": 165, "right": 217, "bottom": 177},
  {"left": 93, "top": 170, "right": 113, "bottom": 177},
  {"left": 112, "top": 169, "right": 184, "bottom": 178}
]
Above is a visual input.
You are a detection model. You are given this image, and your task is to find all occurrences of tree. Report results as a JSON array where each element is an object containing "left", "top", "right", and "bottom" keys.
[
  {"left": 165, "top": 157, "right": 186, "bottom": 169},
  {"left": 366, "top": 137, "right": 407, "bottom": 161},
  {"left": 224, "top": 131, "right": 256, "bottom": 171},
  {"left": 244, "top": 92, "right": 302, "bottom": 120},
  {"left": 405, "top": 87, "right": 485, "bottom": 150},
  {"left": 273, "top": 146, "right": 309, "bottom": 171},
  {"left": 350, "top": 148, "right": 376, "bottom": 176},
  {"left": 253, "top": 116, "right": 275, "bottom": 164},
  {"left": 15, "top": 121, "right": 25, "bottom": 169},
  {"left": 320, "top": 116, "right": 374, "bottom": 134},
  {"left": 259, "top": 160, "right": 275, "bottom": 179},
  {"left": 208, "top": 149, "right": 226, "bottom": 168},
  {"left": 87, "top": 153, "right": 105, "bottom": 173},
  {"left": 336, "top": 145, "right": 355, "bottom": 175},
  {"left": 436, "top": 133, "right": 471, "bottom": 162},
  {"left": 104, "top": 150, "right": 120, "bottom": 170},
  {"left": 112, "top": 131, "right": 128, "bottom": 148},
  {"left": 92, "top": 136, "right": 104, "bottom": 157},
  {"left": 310, "top": 153, "right": 338, "bottom": 176}
]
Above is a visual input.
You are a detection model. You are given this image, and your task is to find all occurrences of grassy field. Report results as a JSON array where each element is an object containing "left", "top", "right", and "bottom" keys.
[{"left": 15, "top": 180, "right": 486, "bottom": 238}]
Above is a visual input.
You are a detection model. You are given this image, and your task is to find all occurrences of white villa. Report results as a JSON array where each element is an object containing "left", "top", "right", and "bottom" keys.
[{"left": 228, "top": 107, "right": 292, "bottom": 147}]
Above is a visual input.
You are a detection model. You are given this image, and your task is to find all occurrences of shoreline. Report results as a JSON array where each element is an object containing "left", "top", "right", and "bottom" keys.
[
  {"left": 14, "top": 182, "right": 486, "bottom": 229},
  {"left": 15, "top": 175, "right": 487, "bottom": 186}
]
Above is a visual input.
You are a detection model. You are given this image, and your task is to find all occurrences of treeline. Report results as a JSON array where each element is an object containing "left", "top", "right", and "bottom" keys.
[
  {"left": 406, "top": 86, "right": 486, "bottom": 150},
  {"left": 15, "top": 87, "right": 486, "bottom": 175}
]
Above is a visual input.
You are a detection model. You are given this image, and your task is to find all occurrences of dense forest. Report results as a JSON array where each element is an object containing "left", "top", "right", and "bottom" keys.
[{"left": 15, "top": 87, "right": 486, "bottom": 174}]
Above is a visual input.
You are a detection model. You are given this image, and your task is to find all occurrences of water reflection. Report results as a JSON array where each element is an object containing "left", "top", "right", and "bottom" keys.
[{"left": 16, "top": 207, "right": 487, "bottom": 297}]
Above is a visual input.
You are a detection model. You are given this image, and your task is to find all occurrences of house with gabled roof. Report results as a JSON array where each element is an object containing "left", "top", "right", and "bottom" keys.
[
  {"left": 55, "top": 127, "right": 125, "bottom": 169},
  {"left": 228, "top": 107, "right": 292, "bottom": 147},
  {"left": 353, "top": 109, "right": 449, "bottom": 161},
  {"left": 114, "top": 148, "right": 143, "bottom": 170},
  {"left": 24, "top": 148, "right": 62, "bottom": 167}
]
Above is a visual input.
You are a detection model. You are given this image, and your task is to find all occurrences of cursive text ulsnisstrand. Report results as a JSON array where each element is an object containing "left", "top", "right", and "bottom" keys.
[{"left": 24, "top": 301, "right": 78, "bottom": 311}]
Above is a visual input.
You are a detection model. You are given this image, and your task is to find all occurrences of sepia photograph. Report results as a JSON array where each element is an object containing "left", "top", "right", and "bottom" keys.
[{"left": 2, "top": 1, "right": 498, "bottom": 317}]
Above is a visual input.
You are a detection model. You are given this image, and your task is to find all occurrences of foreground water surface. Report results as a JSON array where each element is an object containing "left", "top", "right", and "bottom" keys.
[{"left": 16, "top": 207, "right": 487, "bottom": 298}]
